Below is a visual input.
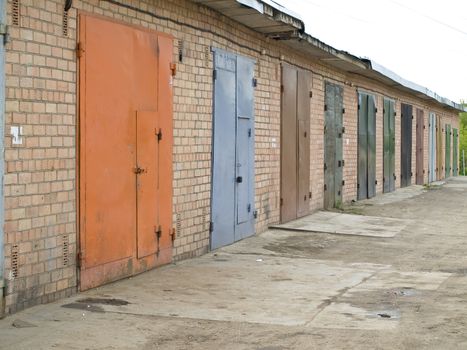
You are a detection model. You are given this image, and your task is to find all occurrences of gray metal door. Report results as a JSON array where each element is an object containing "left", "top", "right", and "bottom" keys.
[
  {"left": 383, "top": 98, "right": 395, "bottom": 193},
  {"left": 400, "top": 103, "right": 413, "bottom": 187},
  {"left": 453, "top": 128, "right": 458, "bottom": 176},
  {"left": 428, "top": 113, "right": 436, "bottom": 183},
  {"left": 324, "top": 82, "right": 343, "bottom": 209},
  {"left": 280, "top": 65, "right": 311, "bottom": 222},
  {"left": 211, "top": 49, "right": 255, "bottom": 249},
  {"left": 357, "top": 92, "right": 376, "bottom": 199},
  {"left": 0, "top": 0, "right": 5, "bottom": 316},
  {"left": 445, "top": 124, "right": 451, "bottom": 178},
  {"left": 416, "top": 109, "right": 424, "bottom": 185}
]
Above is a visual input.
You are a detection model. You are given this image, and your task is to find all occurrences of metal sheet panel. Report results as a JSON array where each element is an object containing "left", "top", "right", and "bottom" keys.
[
  {"left": 211, "top": 50, "right": 237, "bottom": 249},
  {"left": 436, "top": 116, "right": 443, "bottom": 180},
  {"left": 445, "top": 124, "right": 451, "bottom": 178},
  {"left": 453, "top": 128, "right": 458, "bottom": 176},
  {"left": 324, "top": 82, "right": 336, "bottom": 208},
  {"left": 280, "top": 65, "right": 298, "bottom": 222},
  {"left": 235, "top": 55, "right": 255, "bottom": 240},
  {"left": 334, "top": 85, "right": 344, "bottom": 205},
  {"left": 79, "top": 15, "right": 173, "bottom": 290},
  {"left": 367, "top": 95, "right": 376, "bottom": 198},
  {"left": 0, "top": 0, "right": 5, "bottom": 301},
  {"left": 297, "top": 70, "right": 311, "bottom": 217},
  {"left": 416, "top": 109, "right": 424, "bottom": 185},
  {"left": 383, "top": 99, "right": 391, "bottom": 193},
  {"left": 428, "top": 113, "right": 436, "bottom": 183},
  {"left": 389, "top": 100, "right": 396, "bottom": 192},
  {"left": 357, "top": 93, "right": 368, "bottom": 199},
  {"left": 400, "top": 103, "right": 413, "bottom": 187}
]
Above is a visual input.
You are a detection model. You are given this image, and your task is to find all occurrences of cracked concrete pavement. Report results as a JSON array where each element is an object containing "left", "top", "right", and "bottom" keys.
[{"left": 1, "top": 177, "right": 467, "bottom": 349}]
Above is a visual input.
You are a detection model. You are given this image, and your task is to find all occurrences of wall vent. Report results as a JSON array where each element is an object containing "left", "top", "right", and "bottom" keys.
[
  {"left": 11, "top": 244, "right": 19, "bottom": 278},
  {"left": 62, "top": 234, "right": 69, "bottom": 266},
  {"left": 62, "top": 10, "right": 69, "bottom": 36},
  {"left": 12, "top": 0, "right": 20, "bottom": 26}
]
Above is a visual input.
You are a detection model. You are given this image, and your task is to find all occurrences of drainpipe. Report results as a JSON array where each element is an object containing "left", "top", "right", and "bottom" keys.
[{"left": 0, "top": 0, "right": 6, "bottom": 316}]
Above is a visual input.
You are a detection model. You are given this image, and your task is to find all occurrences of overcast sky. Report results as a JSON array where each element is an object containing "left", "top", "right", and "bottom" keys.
[{"left": 276, "top": 0, "right": 467, "bottom": 103}]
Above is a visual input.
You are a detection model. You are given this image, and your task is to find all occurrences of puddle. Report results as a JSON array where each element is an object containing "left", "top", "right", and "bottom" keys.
[{"left": 62, "top": 297, "right": 130, "bottom": 313}]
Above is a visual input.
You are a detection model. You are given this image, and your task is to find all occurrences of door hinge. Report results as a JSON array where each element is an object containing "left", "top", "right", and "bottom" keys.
[
  {"left": 155, "top": 128, "right": 162, "bottom": 141},
  {"left": 309, "top": 91, "right": 313, "bottom": 98},
  {"left": 324, "top": 163, "right": 327, "bottom": 171},
  {"left": 342, "top": 108, "right": 345, "bottom": 114},
  {"left": 0, "top": 24, "right": 9, "bottom": 44},
  {"left": 247, "top": 204, "right": 251, "bottom": 213},
  {"left": 324, "top": 184, "right": 327, "bottom": 191},
  {"left": 375, "top": 180, "right": 378, "bottom": 185},
  {"left": 324, "top": 104, "right": 328, "bottom": 111},
  {"left": 342, "top": 126, "right": 345, "bottom": 134},
  {"left": 375, "top": 108, "right": 378, "bottom": 113},
  {"left": 253, "top": 210, "right": 258, "bottom": 219},
  {"left": 77, "top": 251, "right": 83, "bottom": 268},
  {"left": 155, "top": 225, "right": 162, "bottom": 238},
  {"left": 248, "top": 128, "right": 252, "bottom": 137},
  {"left": 280, "top": 85, "right": 284, "bottom": 93},
  {"left": 76, "top": 42, "right": 85, "bottom": 58},
  {"left": 309, "top": 191, "right": 312, "bottom": 199},
  {"left": 280, "top": 198, "right": 283, "bottom": 206},
  {"left": 358, "top": 104, "right": 360, "bottom": 110},
  {"left": 252, "top": 78, "right": 257, "bottom": 87},
  {"left": 170, "top": 63, "right": 177, "bottom": 76},
  {"left": 170, "top": 228, "right": 176, "bottom": 242},
  {"left": 213, "top": 69, "right": 217, "bottom": 80},
  {"left": 209, "top": 221, "right": 214, "bottom": 233},
  {"left": 342, "top": 180, "right": 345, "bottom": 186}
]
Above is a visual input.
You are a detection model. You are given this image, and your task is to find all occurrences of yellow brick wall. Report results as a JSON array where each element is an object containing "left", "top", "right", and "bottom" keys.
[{"left": 2, "top": 0, "right": 460, "bottom": 313}]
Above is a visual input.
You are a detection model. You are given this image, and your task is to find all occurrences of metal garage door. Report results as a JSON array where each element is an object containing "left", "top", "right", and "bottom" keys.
[
  {"left": 280, "top": 65, "right": 311, "bottom": 222},
  {"left": 383, "top": 98, "right": 395, "bottom": 193},
  {"left": 357, "top": 92, "right": 376, "bottom": 199},
  {"left": 79, "top": 15, "right": 174, "bottom": 290},
  {"left": 211, "top": 49, "right": 255, "bottom": 249},
  {"left": 416, "top": 109, "right": 425, "bottom": 185},
  {"left": 445, "top": 124, "right": 451, "bottom": 178},
  {"left": 400, "top": 103, "right": 413, "bottom": 187},
  {"left": 453, "top": 128, "right": 458, "bottom": 176},
  {"left": 428, "top": 113, "right": 436, "bottom": 183},
  {"left": 436, "top": 116, "right": 443, "bottom": 180},
  {"left": 324, "top": 82, "right": 344, "bottom": 208}
]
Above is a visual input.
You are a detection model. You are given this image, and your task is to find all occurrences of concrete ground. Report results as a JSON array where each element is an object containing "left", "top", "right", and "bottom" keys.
[{"left": 1, "top": 177, "right": 467, "bottom": 349}]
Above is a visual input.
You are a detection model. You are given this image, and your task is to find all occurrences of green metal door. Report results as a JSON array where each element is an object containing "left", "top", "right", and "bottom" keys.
[
  {"left": 453, "top": 128, "right": 458, "bottom": 176},
  {"left": 324, "top": 82, "right": 343, "bottom": 209},
  {"left": 383, "top": 98, "right": 395, "bottom": 193},
  {"left": 445, "top": 124, "right": 451, "bottom": 178},
  {"left": 357, "top": 92, "right": 376, "bottom": 199}
]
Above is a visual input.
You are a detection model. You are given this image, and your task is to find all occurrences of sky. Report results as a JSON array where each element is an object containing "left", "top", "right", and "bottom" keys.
[{"left": 276, "top": 0, "right": 467, "bottom": 103}]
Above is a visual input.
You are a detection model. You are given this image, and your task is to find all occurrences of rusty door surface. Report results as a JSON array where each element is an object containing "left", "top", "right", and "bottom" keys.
[
  {"left": 436, "top": 116, "right": 443, "bottom": 180},
  {"left": 324, "top": 82, "right": 344, "bottom": 209},
  {"left": 383, "top": 98, "right": 395, "bottom": 193},
  {"left": 416, "top": 109, "right": 424, "bottom": 185},
  {"left": 453, "top": 128, "right": 458, "bottom": 176},
  {"left": 211, "top": 49, "right": 255, "bottom": 249},
  {"left": 445, "top": 124, "right": 451, "bottom": 178},
  {"left": 400, "top": 103, "right": 413, "bottom": 187},
  {"left": 280, "top": 65, "right": 311, "bottom": 222},
  {"left": 79, "top": 15, "right": 173, "bottom": 291},
  {"left": 428, "top": 113, "right": 436, "bottom": 183},
  {"left": 357, "top": 92, "right": 376, "bottom": 199}
]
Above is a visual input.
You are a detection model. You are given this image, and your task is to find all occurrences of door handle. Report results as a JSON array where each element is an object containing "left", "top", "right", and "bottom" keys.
[{"left": 236, "top": 176, "right": 243, "bottom": 183}]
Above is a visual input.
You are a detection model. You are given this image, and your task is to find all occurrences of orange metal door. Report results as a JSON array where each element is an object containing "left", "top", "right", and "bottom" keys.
[{"left": 79, "top": 15, "right": 173, "bottom": 291}]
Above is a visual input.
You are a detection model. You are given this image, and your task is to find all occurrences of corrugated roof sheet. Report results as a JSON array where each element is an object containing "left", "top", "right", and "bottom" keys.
[{"left": 193, "top": 0, "right": 465, "bottom": 112}]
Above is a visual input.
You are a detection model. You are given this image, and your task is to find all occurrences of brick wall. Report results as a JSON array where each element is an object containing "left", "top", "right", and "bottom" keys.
[{"left": 1, "top": 0, "right": 460, "bottom": 314}]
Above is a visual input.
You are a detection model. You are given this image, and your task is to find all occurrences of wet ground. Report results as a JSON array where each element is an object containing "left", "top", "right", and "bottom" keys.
[{"left": 1, "top": 177, "right": 467, "bottom": 349}]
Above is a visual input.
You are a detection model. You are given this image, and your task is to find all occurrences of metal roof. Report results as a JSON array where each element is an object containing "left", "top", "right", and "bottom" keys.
[{"left": 193, "top": 0, "right": 465, "bottom": 112}]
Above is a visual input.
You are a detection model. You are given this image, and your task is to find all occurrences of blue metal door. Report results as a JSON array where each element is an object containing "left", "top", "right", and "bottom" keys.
[{"left": 211, "top": 49, "right": 255, "bottom": 249}]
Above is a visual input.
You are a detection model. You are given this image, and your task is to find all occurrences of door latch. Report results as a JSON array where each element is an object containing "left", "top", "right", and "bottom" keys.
[
  {"left": 133, "top": 167, "right": 146, "bottom": 174},
  {"left": 236, "top": 176, "right": 243, "bottom": 183}
]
